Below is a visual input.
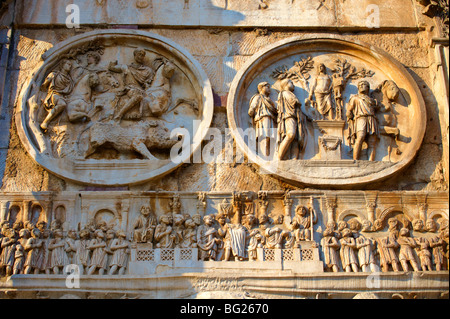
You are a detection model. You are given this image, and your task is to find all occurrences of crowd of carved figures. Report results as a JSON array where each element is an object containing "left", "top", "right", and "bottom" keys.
[
  {"left": 0, "top": 195, "right": 448, "bottom": 277},
  {"left": 132, "top": 199, "right": 317, "bottom": 262},
  {"left": 0, "top": 219, "right": 131, "bottom": 277},
  {"left": 321, "top": 217, "right": 449, "bottom": 273},
  {"left": 249, "top": 56, "right": 404, "bottom": 161}
]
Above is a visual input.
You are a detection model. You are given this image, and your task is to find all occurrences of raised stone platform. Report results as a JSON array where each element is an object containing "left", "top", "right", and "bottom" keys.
[{"left": 2, "top": 271, "right": 448, "bottom": 299}]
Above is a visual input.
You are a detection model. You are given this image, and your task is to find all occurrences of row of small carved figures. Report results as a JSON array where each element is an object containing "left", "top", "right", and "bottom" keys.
[
  {"left": 0, "top": 216, "right": 448, "bottom": 276},
  {"left": 132, "top": 212, "right": 317, "bottom": 260},
  {"left": 0, "top": 222, "right": 130, "bottom": 277},
  {"left": 320, "top": 225, "right": 449, "bottom": 273}
]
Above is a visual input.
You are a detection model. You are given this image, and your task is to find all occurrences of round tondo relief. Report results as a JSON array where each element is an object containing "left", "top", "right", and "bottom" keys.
[
  {"left": 227, "top": 37, "right": 426, "bottom": 187},
  {"left": 16, "top": 30, "right": 213, "bottom": 186}
]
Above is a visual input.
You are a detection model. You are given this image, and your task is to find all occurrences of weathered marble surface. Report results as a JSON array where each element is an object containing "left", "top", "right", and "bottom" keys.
[
  {"left": 13, "top": 0, "right": 419, "bottom": 28},
  {"left": 0, "top": 0, "right": 448, "bottom": 300},
  {"left": 14, "top": 30, "right": 214, "bottom": 186}
]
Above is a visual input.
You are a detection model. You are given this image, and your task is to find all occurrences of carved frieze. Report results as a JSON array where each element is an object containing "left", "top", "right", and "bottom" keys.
[
  {"left": 0, "top": 190, "right": 447, "bottom": 277},
  {"left": 227, "top": 37, "right": 427, "bottom": 187}
]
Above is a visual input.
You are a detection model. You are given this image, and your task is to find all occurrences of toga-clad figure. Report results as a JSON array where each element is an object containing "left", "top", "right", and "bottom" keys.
[
  {"left": 248, "top": 81, "right": 277, "bottom": 157},
  {"left": 276, "top": 78, "right": 307, "bottom": 160}
]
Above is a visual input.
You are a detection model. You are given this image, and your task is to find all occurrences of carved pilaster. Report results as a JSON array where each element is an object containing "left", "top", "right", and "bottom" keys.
[
  {"left": 418, "top": 203, "right": 428, "bottom": 222},
  {"left": 257, "top": 191, "right": 269, "bottom": 217},
  {"left": 196, "top": 192, "right": 207, "bottom": 216},
  {"left": 364, "top": 192, "right": 378, "bottom": 224},
  {"left": 169, "top": 194, "right": 181, "bottom": 216},
  {"left": 0, "top": 201, "right": 8, "bottom": 222},
  {"left": 22, "top": 200, "right": 30, "bottom": 224},
  {"left": 325, "top": 195, "right": 337, "bottom": 224},
  {"left": 416, "top": 194, "right": 428, "bottom": 221},
  {"left": 283, "top": 191, "right": 293, "bottom": 226}
]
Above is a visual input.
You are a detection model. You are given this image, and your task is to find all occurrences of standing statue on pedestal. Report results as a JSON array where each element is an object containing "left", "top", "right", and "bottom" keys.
[
  {"left": 248, "top": 82, "right": 277, "bottom": 158},
  {"left": 346, "top": 80, "right": 380, "bottom": 161},
  {"left": 309, "top": 63, "right": 335, "bottom": 120}
]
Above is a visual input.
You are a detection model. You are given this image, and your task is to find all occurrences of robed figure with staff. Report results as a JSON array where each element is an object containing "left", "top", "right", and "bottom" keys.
[{"left": 275, "top": 78, "right": 308, "bottom": 160}]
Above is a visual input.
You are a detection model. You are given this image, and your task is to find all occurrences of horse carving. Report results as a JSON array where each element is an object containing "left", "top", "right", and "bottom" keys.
[
  {"left": 66, "top": 72, "right": 100, "bottom": 123},
  {"left": 140, "top": 58, "right": 176, "bottom": 117},
  {"left": 110, "top": 56, "right": 176, "bottom": 121}
]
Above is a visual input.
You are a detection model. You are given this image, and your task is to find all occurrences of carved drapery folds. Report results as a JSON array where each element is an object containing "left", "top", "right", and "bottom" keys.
[
  {"left": 0, "top": 190, "right": 447, "bottom": 277},
  {"left": 228, "top": 37, "right": 427, "bottom": 187}
]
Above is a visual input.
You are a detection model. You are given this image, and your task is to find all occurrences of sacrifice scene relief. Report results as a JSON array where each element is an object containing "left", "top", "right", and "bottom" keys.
[{"left": 246, "top": 54, "right": 412, "bottom": 164}]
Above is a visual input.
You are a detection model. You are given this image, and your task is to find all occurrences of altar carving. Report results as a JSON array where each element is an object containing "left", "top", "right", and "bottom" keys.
[{"left": 228, "top": 37, "right": 426, "bottom": 187}]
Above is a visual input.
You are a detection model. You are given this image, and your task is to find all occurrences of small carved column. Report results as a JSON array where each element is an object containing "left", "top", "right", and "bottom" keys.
[
  {"left": 80, "top": 195, "right": 90, "bottom": 228},
  {"left": 283, "top": 191, "right": 293, "bottom": 227},
  {"left": 231, "top": 192, "right": 243, "bottom": 225},
  {"left": 119, "top": 200, "right": 129, "bottom": 232},
  {"left": 0, "top": 201, "right": 8, "bottom": 222},
  {"left": 416, "top": 194, "right": 428, "bottom": 222},
  {"left": 364, "top": 192, "right": 378, "bottom": 224},
  {"left": 63, "top": 198, "right": 76, "bottom": 231},
  {"left": 170, "top": 194, "right": 181, "bottom": 216},
  {"left": 418, "top": 203, "right": 428, "bottom": 222},
  {"left": 41, "top": 201, "right": 52, "bottom": 224},
  {"left": 22, "top": 200, "right": 30, "bottom": 224},
  {"left": 325, "top": 195, "right": 337, "bottom": 224},
  {"left": 365, "top": 201, "right": 376, "bottom": 225},
  {"left": 197, "top": 192, "right": 207, "bottom": 216},
  {"left": 257, "top": 191, "right": 269, "bottom": 218}
]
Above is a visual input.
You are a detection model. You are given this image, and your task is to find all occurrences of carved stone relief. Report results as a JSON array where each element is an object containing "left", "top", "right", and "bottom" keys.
[
  {"left": 0, "top": 190, "right": 447, "bottom": 277},
  {"left": 15, "top": 30, "right": 213, "bottom": 186},
  {"left": 227, "top": 37, "right": 427, "bottom": 187}
]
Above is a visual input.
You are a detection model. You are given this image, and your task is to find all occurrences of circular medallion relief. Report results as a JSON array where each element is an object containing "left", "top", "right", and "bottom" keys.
[
  {"left": 227, "top": 37, "right": 426, "bottom": 187},
  {"left": 16, "top": 30, "right": 213, "bottom": 186}
]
